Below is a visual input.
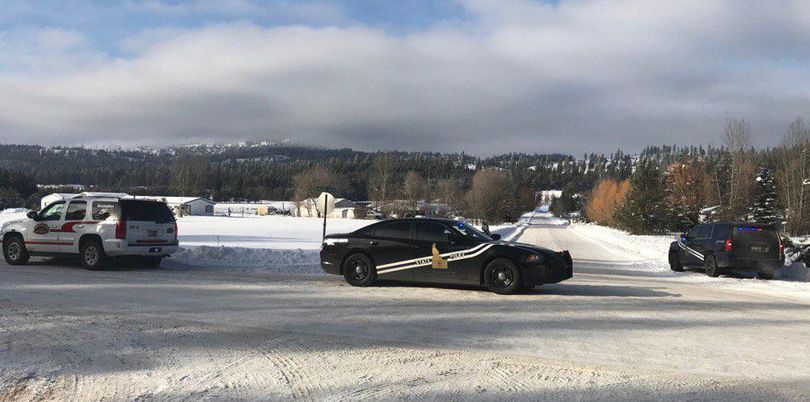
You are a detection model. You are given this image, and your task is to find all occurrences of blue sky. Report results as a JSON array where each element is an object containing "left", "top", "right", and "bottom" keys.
[
  {"left": 1, "top": 1, "right": 469, "bottom": 57},
  {"left": 0, "top": 0, "right": 808, "bottom": 154}
]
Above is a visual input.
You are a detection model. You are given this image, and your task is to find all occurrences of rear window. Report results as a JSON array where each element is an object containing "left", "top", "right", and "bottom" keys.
[
  {"left": 733, "top": 226, "right": 779, "bottom": 243},
  {"left": 121, "top": 200, "right": 175, "bottom": 223}
]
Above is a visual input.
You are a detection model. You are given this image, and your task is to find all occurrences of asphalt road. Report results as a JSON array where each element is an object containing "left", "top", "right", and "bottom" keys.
[{"left": 1, "top": 226, "right": 809, "bottom": 401}]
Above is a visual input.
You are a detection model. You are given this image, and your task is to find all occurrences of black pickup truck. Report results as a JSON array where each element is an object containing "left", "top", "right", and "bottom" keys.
[{"left": 669, "top": 222, "right": 784, "bottom": 279}]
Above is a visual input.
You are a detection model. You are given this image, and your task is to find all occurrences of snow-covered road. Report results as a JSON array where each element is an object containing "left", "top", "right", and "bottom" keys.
[{"left": 1, "top": 225, "right": 809, "bottom": 400}]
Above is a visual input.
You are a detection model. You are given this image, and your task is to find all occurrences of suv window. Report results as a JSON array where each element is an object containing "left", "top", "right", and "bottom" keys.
[
  {"left": 39, "top": 201, "right": 65, "bottom": 221},
  {"left": 415, "top": 222, "right": 454, "bottom": 243},
  {"left": 714, "top": 224, "right": 731, "bottom": 240},
  {"left": 65, "top": 201, "right": 87, "bottom": 221},
  {"left": 695, "top": 225, "right": 713, "bottom": 239},
  {"left": 92, "top": 201, "right": 120, "bottom": 221},
  {"left": 121, "top": 200, "right": 175, "bottom": 223},
  {"left": 374, "top": 221, "right": 411, "bottom": 240}
]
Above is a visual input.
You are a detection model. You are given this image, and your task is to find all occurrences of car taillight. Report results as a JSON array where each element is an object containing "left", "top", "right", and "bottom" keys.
[
  {"left": 173, "top": 222, "right": 178, "bottom": 241},
  {"left": 724, "top": 239, "right": 732, "bottom": 252},
  {"left": 779, "top": 240, "right": 784, "bottom": 255},
  {"left": 115, "top": 219, "right": 127, "bottom": 239}
]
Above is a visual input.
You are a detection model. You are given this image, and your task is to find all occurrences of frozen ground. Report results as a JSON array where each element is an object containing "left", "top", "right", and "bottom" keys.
[{"left": 2, "top": 216, "right": 810, "bottom": 400}]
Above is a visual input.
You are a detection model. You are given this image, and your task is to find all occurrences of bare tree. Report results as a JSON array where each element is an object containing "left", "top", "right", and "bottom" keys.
[
  {"left": 776, "top": 118, "right": 810, "bottom": 234},
  {"left": 437, "top": 178, "right": 465, "bottom": 216},
  {"left": 368, "top": 153, "right": 396, "bottom": 214},
  {"left": 292, "top": 166, "right": 338, "bottom": 217},
  {"left": 402, "top": 171, "right": 423, "bottom": 214},
  {"left": 465, "top": 169, "right": 517, "bottom": 223},
  {"left": 722, "top": 119, "right": 755, "bottom": 220}
]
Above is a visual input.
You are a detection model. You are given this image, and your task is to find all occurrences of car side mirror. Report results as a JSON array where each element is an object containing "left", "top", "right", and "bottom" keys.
[
  {"left": 26, "top": 211, "right": 39, "bottom": 221},
  {"left": 491, "top": 233, "right": 501, "bottom": 241}
]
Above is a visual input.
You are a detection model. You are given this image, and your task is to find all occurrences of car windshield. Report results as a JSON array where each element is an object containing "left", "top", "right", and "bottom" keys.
[{"left": 450, "top": 222, "right": 492, "bottom": 241}]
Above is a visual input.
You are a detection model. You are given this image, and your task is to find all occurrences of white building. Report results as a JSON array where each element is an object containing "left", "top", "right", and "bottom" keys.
[
  {"left": 154, "top": 197, "right": 216, "bottom": 216},
  {"left": 296, "top": 198, "right": 360, "bottom": 219}
]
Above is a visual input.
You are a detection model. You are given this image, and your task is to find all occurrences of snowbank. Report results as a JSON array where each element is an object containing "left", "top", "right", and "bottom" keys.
[
  {"left": 568, "top": 223, "right": 673, "bottom": 263},
  {"left": 164, "top": 246, "right": 322, "bottom": 274},
  {"left": 176, "top": 215, "right": 377, "bottom": 250},
  {"left": 568, "top": 222, "right": 810, "bottom": 300},
  {"left": 0, "top": 209, "right": 27, "bottom": 227}
]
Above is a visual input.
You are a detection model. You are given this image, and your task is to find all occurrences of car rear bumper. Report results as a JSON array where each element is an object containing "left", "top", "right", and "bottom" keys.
[
  {"left": 104, "top": 239, "right": 179, "bottom": 257},
  {"left": 715, "top": 253, "right": 782, "bottom": 272},
  {"left": 522, "top": 250, "right": 573, "bottom": 287}
]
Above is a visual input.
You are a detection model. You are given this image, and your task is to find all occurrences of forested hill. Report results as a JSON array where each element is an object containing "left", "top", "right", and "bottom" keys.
[{"left": 0, "top": 142, "right": 717, "bottom": 204}]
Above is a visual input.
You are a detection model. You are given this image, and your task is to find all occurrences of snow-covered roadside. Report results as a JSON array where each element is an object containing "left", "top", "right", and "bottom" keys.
[
  {"left": 0, "top": 208, "right": 27, "bottom": 226},
  {"left": 176, "top": 215, "right": 377, "bottom": 249},
  {"left": 166, "top": 216, "right": 378, "bottom": 273},
  {"left": 565, "top": 222, "right": 810, "bottom": 300},
  {"left": 568, "top": 223, "right": 672, "bottom": 264}
]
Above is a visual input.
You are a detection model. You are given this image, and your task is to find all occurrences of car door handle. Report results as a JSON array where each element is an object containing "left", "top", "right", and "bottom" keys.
[{"left": 369, "top": 241, "right": 378, "bottom": 247}]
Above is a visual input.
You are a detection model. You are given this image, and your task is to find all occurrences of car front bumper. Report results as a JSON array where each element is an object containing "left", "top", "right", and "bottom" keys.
[
  {"left": 522, "top": 250, "right": 573, "bottom": 287},
  {"left": 320, "top": 248, "right": 341, "bottom": 275}
]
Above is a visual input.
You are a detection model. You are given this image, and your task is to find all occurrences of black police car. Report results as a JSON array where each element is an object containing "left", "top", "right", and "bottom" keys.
[
  {"left": 320, "top": 218, "right": 573, "bottom": 294},
  {"left": 669, "top": 222, "right": 784, "bottom": 279}
]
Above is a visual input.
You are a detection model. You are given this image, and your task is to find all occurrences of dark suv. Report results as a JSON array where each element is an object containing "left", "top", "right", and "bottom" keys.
[{"left": 669, "top": 222, "right": 784, "bottom": 279}]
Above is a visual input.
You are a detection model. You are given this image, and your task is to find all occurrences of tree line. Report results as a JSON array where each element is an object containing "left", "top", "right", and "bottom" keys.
[
  {"left": 2, "top": 118, "right": 809, "bottom": 234},
  {"left": 566, "top": 118, "right": 806, "bottom": 235}
]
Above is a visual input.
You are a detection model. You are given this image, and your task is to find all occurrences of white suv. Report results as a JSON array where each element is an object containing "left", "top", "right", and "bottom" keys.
[{"left": 2, "top": 195, "right": 179, "bottom": 270}]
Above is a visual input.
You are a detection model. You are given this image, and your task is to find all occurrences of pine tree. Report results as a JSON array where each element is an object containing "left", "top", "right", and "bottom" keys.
[
  {"left": 616, "top": 158, "right": 672, "bottom": 234},
  {"left": 750, "top": 166, "right": 779, "bottom": 224}
]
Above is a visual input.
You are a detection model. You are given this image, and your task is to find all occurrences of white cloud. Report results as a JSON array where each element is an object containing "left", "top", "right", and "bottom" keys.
[{"left": 1, "top": 1, "right": 809, "bottom": 154}]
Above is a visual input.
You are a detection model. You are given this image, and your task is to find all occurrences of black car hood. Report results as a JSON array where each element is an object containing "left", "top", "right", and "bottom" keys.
[{"left": 489, "top": 240, "right": 557, "bottom": 254}]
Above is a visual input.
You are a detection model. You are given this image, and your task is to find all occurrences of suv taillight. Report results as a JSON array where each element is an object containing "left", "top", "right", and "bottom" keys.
[
  {"left": 724, "top": 239, "right": 732, "bottom": 252},
  {"left": 115, "top": 219, "right": 127, "bottom": 240},
  {"left": 173, "top": 222, "right": 178, "bottom": 241}
]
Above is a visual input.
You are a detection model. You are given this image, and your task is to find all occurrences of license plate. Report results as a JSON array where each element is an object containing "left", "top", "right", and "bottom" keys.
[
  {"left": 750, "top": 246, "right": 767, "bottom": 253},
  {"left": 149, "top": 247, "right": 162, "bottom": 253},
  {"left": 148, "top": 230, "right": 158, "bottom": 237}
]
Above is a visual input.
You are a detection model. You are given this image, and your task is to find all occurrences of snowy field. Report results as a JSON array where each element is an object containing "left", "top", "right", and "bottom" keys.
[{"left": 3, "top": 221, "right": 810, "bottom": 400}]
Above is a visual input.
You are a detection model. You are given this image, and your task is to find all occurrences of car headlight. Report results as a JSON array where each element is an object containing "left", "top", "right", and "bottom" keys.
[{"left": 526, "top": 253, "right": 543, "bottom": 263}]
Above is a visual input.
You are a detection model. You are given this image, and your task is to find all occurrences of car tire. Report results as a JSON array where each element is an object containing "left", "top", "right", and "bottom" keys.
[
  {"left": 343, "top": 253, "right": 377, "bottom": 287},
  {"left": 757, "top": 270, "right": 775, "bottom": 280},
  {"left": 669, "top": 251, "right": 684, "bottom": 272},
  {"left": 3, "top": 235, "right": 30, "bottom": 266},
  {"left": 484, "top": 258, "right": 522, "bottom": 295},
  {"left": 142, "top": 257, "right": 163, "bottom": 268},
  {"left": 704, "top": 255, "right": 721, "bottom": 278},
  {"left": 80, "top": 238, "right": 107, "bottom": 271}
]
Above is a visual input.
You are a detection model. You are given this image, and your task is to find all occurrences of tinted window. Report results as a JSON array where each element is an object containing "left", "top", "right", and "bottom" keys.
[
  {"left": 121, "top": 200, "right": 175, "bottom": 223},
  {"left": 450, "top": 221, "right": 491, "bottom": 241},
  {"left": 64, "top": 201, "right": 87, "bottom": 221},
  {"left": 374, "top": 221, "right": 411, "bottom": 239},
  {"left": 92, "top": 201, "right": 120, "bottom": 221},
  {"left": 734, "top": 226, "right": 779, "bottom": 244},
  {"left": 714, "top": 224, "right": 731, "bottom": 240},
  {"left": 416, "top": 222, "right": 454, "bottom": 243},
  {"left": 39, "top": 202, "right": 65, "bottom": 221},
  {"left": 688, "top": 224, "right": 711, "bottom": 239}
]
